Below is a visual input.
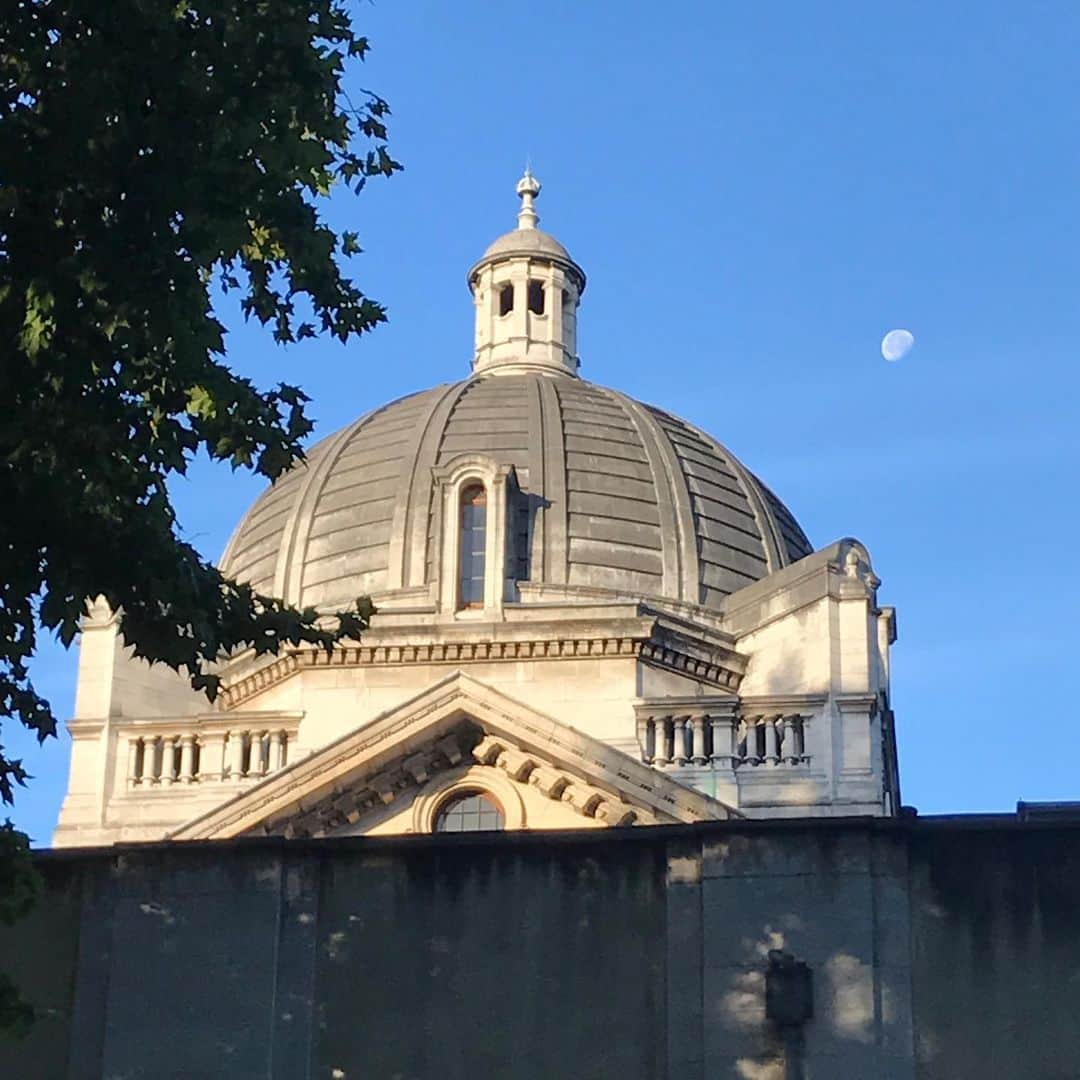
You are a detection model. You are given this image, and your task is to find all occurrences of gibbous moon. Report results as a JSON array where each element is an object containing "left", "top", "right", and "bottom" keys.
[{"left": 881, "top": 329, "right": 914, "bottom": 362}]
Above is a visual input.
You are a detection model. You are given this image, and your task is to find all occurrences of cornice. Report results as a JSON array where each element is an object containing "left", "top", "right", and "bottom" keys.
[
  {"left": 834, "top": 693, "right": 879, "bottom": 715},
  {"left": 67, "top": 718, "right": 107, "bottom": 738},
  {"left": 112, "top": 711, "right": 304, "bottom": 737},
  {"left": 634, "top": 694, "right": 738, "bottom": 720},
  {"left": 739, "top": 693, "right": 829, "bottom": 712},
  {"left": 219, "top": 624, "right": 746, "bottom": 709}
]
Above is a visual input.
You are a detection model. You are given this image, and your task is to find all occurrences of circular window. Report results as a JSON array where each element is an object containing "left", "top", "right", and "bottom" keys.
[{"left": 434, "top": 791, "right": 505, "bottom": 833}]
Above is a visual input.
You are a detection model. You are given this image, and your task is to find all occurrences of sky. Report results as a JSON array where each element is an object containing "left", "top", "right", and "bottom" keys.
[{"left": 10, "top": 1, "right": 1080, "bottom": 843}]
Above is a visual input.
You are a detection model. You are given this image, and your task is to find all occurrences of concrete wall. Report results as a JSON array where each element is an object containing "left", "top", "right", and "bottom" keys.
[
  {"left": 908, "top": 823, "right": 1080, "bottom": 1080},
  {"left": 2, "top": 818, "right": 1077, "bottom": 1079}
]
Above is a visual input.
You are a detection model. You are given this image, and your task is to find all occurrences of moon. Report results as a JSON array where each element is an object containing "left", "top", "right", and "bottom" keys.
[{"left": 881, "top": 329, "right": 914, "bottom": 362}]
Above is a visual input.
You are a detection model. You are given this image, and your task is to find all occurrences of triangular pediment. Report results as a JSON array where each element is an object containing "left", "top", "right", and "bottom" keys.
[{"left": 170, "top": 672, "right": 734, "bottom": 840}]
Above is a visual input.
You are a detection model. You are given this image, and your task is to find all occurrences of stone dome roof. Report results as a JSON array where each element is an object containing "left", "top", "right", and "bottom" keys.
[
  {"left": 220, "top": 372, "right": 812, "bottom": 613},
  {"left": 481, "top": 227, "right": 574, "bottom": 264}
]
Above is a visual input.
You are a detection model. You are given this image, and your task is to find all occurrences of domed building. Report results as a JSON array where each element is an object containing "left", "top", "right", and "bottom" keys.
[{"left": 55, "top": 174, "right": 899, "bottom": 846}]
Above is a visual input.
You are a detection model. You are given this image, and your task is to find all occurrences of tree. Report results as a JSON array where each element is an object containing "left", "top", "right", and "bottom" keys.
[{"left": 0, "top": 0, "right": 397, "bottom": 902}]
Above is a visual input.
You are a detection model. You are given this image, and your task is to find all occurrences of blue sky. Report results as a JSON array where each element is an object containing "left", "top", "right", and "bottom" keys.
[{"left": 11, "top": 2, "right": 1080, "bottom": 842}]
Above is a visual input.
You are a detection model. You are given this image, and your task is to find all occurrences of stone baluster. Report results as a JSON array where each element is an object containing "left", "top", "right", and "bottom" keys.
[
  {"left": 709, "top": 714, "right": 735, "bottom": 769},
  {"left": 673, "top": 717, "right": 688, "bottom": 766},
  {"left": 269, "top": 731, "right": 286, "bottom": 773},
  {"left": 636, "top": 716, "right": 652, "bottom": 764},
  {"left": 741, "top": 719, "right": 759, "bottom": 765},
  {"left": 161, "top": 738, "right": 177, "bottom": 785},
  {"left": 245, "top": 730, "right": 261, "bottom": 777},
  {"left": 691, "top": 715, "right": 707, "bottom": 765},
  {"left": 127, "top": 738, "right": 140, "bottom": 787},
  {"left": 764, "top": 715, "right": 780, "bottom": 765},
  {"left": 653, "top": 717, "right": 670, "bottom": 767},
  {"left": 228, "top": 730, "right": 246, "bottom": 779},
  {"left": 179, "top": 735, "right": 197, "bottom": 783},
  {"left": 782, "top": 716, "right": 800, "bottom": 762},
  {"left": 142, "top": 736, "right": 159, "bottom": 783}
]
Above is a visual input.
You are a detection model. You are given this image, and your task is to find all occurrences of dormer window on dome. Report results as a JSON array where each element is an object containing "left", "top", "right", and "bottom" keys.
[
  {"left": 432, "top": 455, "right": 529, "bottom": 617},
  {"left": 468, "top": 170, "right": 586, "bottom": 379}
]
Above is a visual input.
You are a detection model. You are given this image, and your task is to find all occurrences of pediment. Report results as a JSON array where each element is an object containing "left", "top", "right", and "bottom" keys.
[{"left": 170, "top": 672, "right": 735, "bottom": 840}]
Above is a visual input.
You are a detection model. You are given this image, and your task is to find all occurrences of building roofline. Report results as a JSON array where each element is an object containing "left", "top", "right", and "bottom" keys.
[{"left": 33, "top": 811, "right": 1080, "bottom": 864}]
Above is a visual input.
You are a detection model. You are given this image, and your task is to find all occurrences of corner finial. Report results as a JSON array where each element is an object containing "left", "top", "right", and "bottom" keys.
[{"left": 516, "top": 167, "right": 541, "bottom": 231}]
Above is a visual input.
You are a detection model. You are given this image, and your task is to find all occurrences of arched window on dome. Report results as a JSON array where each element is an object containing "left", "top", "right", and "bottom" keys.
[
  {"left": 458, "top": 484, "right": 487, "bottom": 609},
  {"left": 434, "top": 791, "right": 505, "bottom": 833},
  {"left": 498, "top": 283, "right": 514, "bottom": 317}
]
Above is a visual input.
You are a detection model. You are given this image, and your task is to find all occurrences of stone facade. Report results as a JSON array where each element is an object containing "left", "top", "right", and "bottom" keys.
[{"left": 54, "top": 175, "right": 899, "bottom": 847}]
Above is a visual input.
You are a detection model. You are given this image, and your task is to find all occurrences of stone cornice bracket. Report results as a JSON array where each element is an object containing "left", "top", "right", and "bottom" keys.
[
  {"left": 272, "top": 727, "right": 478, "bottom": 837},
  {"left": 472, "top": 733, "right": 653, "bottom": 826},
  {"left": 638, "top": 641, "right": 742, "bottom": 692}
]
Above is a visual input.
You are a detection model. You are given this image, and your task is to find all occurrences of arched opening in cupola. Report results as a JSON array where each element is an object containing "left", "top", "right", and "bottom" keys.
[{"left": 527, "top": 280, "right": 545, "bottom": 315}]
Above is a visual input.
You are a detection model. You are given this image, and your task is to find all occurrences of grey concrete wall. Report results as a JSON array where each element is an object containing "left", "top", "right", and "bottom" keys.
[{"left": 1, "top": 819, "right": 1078, "bottom": 1079}]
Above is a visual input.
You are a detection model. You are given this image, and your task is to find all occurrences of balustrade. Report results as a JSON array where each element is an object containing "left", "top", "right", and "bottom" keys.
[
  {"left": 126, "top": 728, "right": 291, "bottom": 788},
  {"left": 639, "top": 713, "right": 809, "bottom": 769}
]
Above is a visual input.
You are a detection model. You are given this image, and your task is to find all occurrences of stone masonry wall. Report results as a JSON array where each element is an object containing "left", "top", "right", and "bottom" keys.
[{"left": 1, "top": 819, "right": 1078, "bottom": 1079}]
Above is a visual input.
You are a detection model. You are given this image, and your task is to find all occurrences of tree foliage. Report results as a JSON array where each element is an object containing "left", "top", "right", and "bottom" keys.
[
  {"left": 0, "top": 0, "right": 399, "bottom": 810},
  {"left": 0, "top": 824, "right": 38, "bottom": 1039}
]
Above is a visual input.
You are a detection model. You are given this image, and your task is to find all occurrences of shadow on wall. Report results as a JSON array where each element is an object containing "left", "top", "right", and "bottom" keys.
[
  {"left": 742, "top": 627, "right": 812, "bottom": 698},
  {"left": 721, "top": 929, "right": 905, "bottom": 1079},
  {"left": 700, "top": 830, "right": 911, "bottom": 1079}
]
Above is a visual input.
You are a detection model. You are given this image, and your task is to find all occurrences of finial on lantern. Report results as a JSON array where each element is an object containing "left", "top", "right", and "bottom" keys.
[{"left": 516, "top": 167, "right": 541, "bottom": 230}]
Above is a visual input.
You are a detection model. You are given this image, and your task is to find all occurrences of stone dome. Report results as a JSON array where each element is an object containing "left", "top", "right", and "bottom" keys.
[
  {"left": 220, "top": 371, "right": 812, "bottom": 613},
  {"left": 480, "top": 227, "right": 576, "bottom": 266}
]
